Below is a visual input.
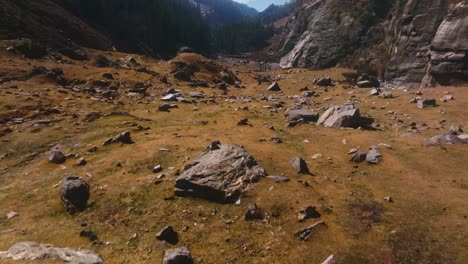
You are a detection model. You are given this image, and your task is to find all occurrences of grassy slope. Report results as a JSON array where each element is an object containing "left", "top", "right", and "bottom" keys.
[{"left": 0, "top": 50, "right": 467, "bottom": 264}]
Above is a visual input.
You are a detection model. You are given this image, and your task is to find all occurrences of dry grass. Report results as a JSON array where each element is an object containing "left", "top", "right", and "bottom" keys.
[{"left": 0, "top": 49, "right": 467, "bottom": 263}]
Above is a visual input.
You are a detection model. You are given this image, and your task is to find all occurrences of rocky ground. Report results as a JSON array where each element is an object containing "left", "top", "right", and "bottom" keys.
[{"left": 0, "top": 46, "right": 467, "bottom": 264}]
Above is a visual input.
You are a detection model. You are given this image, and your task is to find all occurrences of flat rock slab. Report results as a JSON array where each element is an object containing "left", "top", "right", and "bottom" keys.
[
  {"left": 175, "top": 141, "right": 266, "bottom": 203},
  {"left": 0, "top": 241, "right": 103, "bottom": 264}
]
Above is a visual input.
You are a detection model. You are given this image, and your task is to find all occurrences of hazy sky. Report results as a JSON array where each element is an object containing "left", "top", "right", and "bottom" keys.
[{"left": 233, "top": 0, "right": 290, "bottom": 11}]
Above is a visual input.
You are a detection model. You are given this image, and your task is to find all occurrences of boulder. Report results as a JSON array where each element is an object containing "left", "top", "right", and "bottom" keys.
[
  {"left": 163, "top": 247, "right": 193, "bottom": 264},
  {"left": 60, "top": 176, "right": 90, "bottom": 214},
  {"left": 0, "top": 242, "right": 103, "bottom": 264},
  {"left": 315, "top": 77, "right": 333, "bottom": 87},
  {"left": 49, "top": 150, "right": 66, "bottom": 164},
  {"left": 289, "top": 109, "right": 319, "bottom": 122},
  {"left": 175, "top": 141, "right": 266, "bottom": 203},
  {"left": 417, "top": 99, "right": 437, "bottom": 109},
  {"left": 357, "top": 75, "right": 380, "bottom": 88},
  {"left": 317, "top": 102, "right": 369, "bottom": 128},
  {"left": 424, "top": 133, "right": 467, "bottom": 147},
  {"left": 350, "top": 151, "right": 367, "bottom": 163},
  {"left": 7, "top": 38, "right": 46, "bottom": 58}
]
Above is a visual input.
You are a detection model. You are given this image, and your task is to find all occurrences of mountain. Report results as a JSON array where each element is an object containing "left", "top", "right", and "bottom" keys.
[
  {"left": 0, "top": 0, "right": 112, "bottom": 50},
  {"left": 243, "top": 0, "right": 291, "bottom": 11},
  {"left": 279, "top": 0, "right": 468, "bottom": 88},
  {"left": 194, "top": 0, "right": 258, "bottom": 26}
]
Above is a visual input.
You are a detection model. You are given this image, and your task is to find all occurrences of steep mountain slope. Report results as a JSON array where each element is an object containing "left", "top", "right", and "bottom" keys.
[
  {"left": 0, "top": 0, "right": 112, "bottom": 50},
  {"left": 279, "top": 0, "right": 468, "bottom": 88},
  {"left": 196, "top": 0, "right": 258, "bottom": 26}
]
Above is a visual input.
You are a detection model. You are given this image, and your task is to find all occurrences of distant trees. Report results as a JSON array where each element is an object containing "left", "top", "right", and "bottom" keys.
[
  {"left": 213, "top": 21, "right": 274, "bottom": 53},
  {"left": 54, "top": 0, "right": 211, "bottom": 57}
]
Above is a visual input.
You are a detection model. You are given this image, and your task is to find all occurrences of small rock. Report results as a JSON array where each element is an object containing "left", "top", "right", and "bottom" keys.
[
  {"left": 291, "top": 156, "right": 310, "bottom": 174},
  {"left": 311, "top": 153, "right": 323, "bottom": 160},
  {"left": 294, "top": 221, "right": 325, "bottom": 241},
  {"left": 156, "top": 226, "right": 179, "bottom": 245},
  {"left": 153, "top": 165, "right": 163, "bottom": 173},
  {"left": 75, "top": 157, "right": 87, "bottom": 166},
  {"left": 245, "top": 203, "right": 262, "bottom": 220},
  {"left": 384, "top": 196, "right": 393, "bottom": 202},
  {"left": 237, "top": 118, "right": 250, "bottom": 126},
  {"left": 315, "top": 77, "right": 333, "bottom": 87},
  {"left": 298, "top": 206, "right": 321, "bottom": 222},
  {"left": 80, "top": 229, "right": 99, "bottom": 242},
  {"left": 321, "top": 255, "right": 336, "bottom": 264},
  {"left": 366, "top": 146, "right": 382, "bottom": 164},
  {"left": 49, "top": 150, "right": 66, "bottom": 164},
  {"left": 6, "top": 211, "right": 18, "bottom": 219},
  {"left": 266, "top": 176, "right": 290, "bottom": 183},
  {"left": 271, "top": 136, "right": 283, "bottom": 143},
  {"left": 267, "top": 82, "right": 281, "bottom": 91}
]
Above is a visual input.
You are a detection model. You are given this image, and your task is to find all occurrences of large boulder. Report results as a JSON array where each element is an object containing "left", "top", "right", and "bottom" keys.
[
  {"left": 317, "top": 102, "right": 370, "bottom": 128},
  {"left": 175, "top": 141, "right": 266, "bottom": 203},
  {"left": 6, "top": 38, "right": 46, "bottom": 58},
  {"left": 0, "top": 242, "right": 103, "bottom": 264},
  {"left": 289, "top": 109, "right": 319, "bottom": 122},
  {"left": 60, "top": 177, "right": 90, "bottom": 214}
]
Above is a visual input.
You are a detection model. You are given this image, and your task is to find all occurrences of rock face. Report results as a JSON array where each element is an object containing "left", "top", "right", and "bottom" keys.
[
  {"left": 0, "top": 241, "right": 103, "bottom": 264},
  {"left": 279, "top": 0, "right": 467, "bottom": 88},
  {"left": 317, "top": 102, "right": 369, "bottom": 128},
  {"left": 60, "top": 177, "right": 90, "bottom": 214},
  {"left": 163, "top": 247, "right": 193, "bottom": 264},
  {"left": 175, "top": 141, "right": 266, "bottom": 203}
]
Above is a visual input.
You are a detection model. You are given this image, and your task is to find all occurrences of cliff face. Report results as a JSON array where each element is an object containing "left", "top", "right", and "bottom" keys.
[{"left": 279, "top": 0, "right": 468, "bottom": 88}]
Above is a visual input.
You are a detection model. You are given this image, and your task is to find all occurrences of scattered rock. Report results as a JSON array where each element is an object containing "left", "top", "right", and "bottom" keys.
[
  {"left": 294, "top": 221, "right": 326, "bottom": 241},
  {"left": 80, "top": 229, "right": 99, "bottom": 242},
  {"left": 317, "top": 102, "right": 371, "bottom": 128},
  {"left": 237, "top": 118, "right": 250, "bottom": 126},
  {"left": 291, "top": 156, "right": 310, "bottom": 174},
  {"left": 289, "top": 109, "right": 319, "bottom": 122},
  {"left": 270, "top": 136, "right": 283, "bottom": 143},
  {"left": 440, "top": 95, "right": 454, "bottom": 102},
  {"left": 245, "top": 203, "right": 262, "bottom": 220},
  {"left": 321, "top": 255, "right": 336, "bottom": 264},
  {"left": 311, "top": 153, "right": 323, "bottom": 160},
  {"left": 175, "top": 141, "right": 266, "bottom": 203},
  {"left": 49, "top": 150, "right": 66, "bottom": 164},
  {"left": 156, "top": 226, "right": 179, "bottom": 245},
  {"left": 153, "top": 165, "right": 163, "bottom": 173},
  {"left": 266, "top": 175, "right": 290, "bottom": 183},
  {"left": 315, "top": 77, "right": 333, "bottom": 86},
  {"left": 0, "top": 242, "right": 103, "bottom": 264},
  {"left": 163, "top": 246, "right": 193, "bottom": 264},
  {"left": 356, "top": 74, "right": 380, "bottom": 88},
  {"left": 298, "top": 206, "right": 321, "bottom": 222},
  {"left": 424, "top": 133, "right": 467, "bottom": 147},
  {"left": 60, "top": 176, "right": 90, "bottom": 214},
  {"left": 350, "top": 151, "right": 367, "bottom": 163},
  {"left": 103, "top": 131, "right": 133, "bottom": 145},
  {"left": 384, "top": 196, "right": 393, "bottom": 202},
  {"left": 417, "top": 99, "right": 436, "bottom": 109},
  {"left": 6, "top": 211, "right": 18, "bottom": 219},
  {"left": 158, "top": 104, "right": 178, "bottom": 112},
  {"left": 75, "top": 157, "right": 87, "bottom": 166},
  {"left": 267, "top": 82, "right": 281, "bottom": 91},
  {"left": 366, "top": 146, "right": 382, "bottom": 164}
]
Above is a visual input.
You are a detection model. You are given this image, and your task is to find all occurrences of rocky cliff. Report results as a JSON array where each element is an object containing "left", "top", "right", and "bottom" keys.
[{"left": 279, "top": 0, "right": 468, "bottom": 88}]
